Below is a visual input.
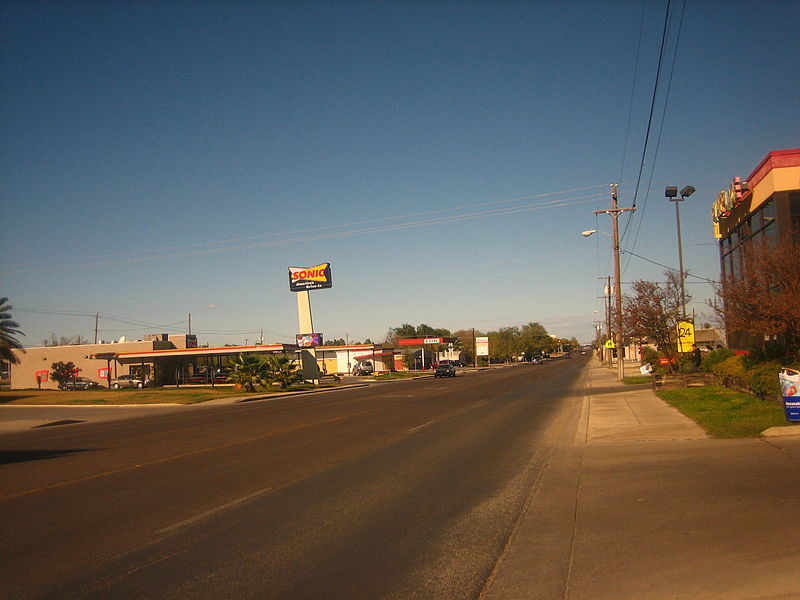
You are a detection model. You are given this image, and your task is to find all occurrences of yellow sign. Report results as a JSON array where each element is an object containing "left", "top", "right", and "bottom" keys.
[
  {"left": 676, "top": 321, "right": 695, "bottom": 353},
  {"left": 604, "top": 339, "right": 615, "bottom": 349}
]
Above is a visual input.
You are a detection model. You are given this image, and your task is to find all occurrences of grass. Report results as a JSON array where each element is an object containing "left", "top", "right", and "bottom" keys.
[
  {"left": 623, "top": 375, "right": 653, "bottom": 385},
  {"left": 657, "top": 385, "right": 796, "bottom": 438},
  {"left": 372, "top": 372, "right": 430, "bottom": 380},
  {"left": 0, "top": 383, "right": 336, "bottom": 406}
]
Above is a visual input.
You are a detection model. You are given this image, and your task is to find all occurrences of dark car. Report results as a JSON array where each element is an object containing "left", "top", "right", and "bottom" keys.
[
  {"left": 434, "top": 363, "right": 457, "bottom": 378},
  {"left": 60, "top": 376, "right": 102, "bottom": 390},
  {"left": 531, "top": 357, "right": 543, "bottom": 365}
]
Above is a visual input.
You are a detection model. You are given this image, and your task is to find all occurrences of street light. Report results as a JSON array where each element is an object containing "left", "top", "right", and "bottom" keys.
[{"left": 665, "top": 184, "right": 694, "bottom": 318}]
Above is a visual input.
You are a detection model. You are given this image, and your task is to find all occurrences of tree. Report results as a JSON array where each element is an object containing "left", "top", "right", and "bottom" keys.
[
  {"left": 489, "top": 326, "right": 522, "bottom": 362},
  {"left": 263, "top": 354, "right": 301, "bottom": 389},
  {"left": 227, "top": 354, "right": 268, "bottom": 392},
  {"left": 519, "top": 322, "right": 552, "bottom": 357},
  {"left": 0, "top": 297, "right": 24, "bottom": 364},
  {"left": 50, "top": 361, "right": 78, "bottom": 387},
  {"left": 623, "top": 271, "right": 685, "bottom": 371},
  {"left": 711, "top": 235, "right": 800, "bottom": 354},
  {"left": 42, "top": 333, "right": 89, "bottom": 347}
]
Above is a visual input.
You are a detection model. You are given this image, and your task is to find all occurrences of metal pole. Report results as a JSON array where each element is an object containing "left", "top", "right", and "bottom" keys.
[{"left": 674, "top": 199, "right": 686, "bottom": 319}]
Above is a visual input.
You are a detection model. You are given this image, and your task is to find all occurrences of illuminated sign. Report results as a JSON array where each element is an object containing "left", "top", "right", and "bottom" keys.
[
  {"left": 289, "top": 262, "right": 332, "bottom": 292},
  {"left": 296, "top": 333, "right": 323, "bottom": 348},
  {"left": 398, "top": 337, "right": 447, "bottom": 346}
]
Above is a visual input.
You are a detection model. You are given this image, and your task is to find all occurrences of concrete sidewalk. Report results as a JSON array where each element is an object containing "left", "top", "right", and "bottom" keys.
[{"left": 484, "top": 360, "right": 800, "bottom": 600}]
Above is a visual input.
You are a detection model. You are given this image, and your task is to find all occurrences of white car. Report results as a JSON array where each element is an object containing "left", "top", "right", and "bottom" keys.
[{"left": 111, "top": 374, "right": 146, "bottom": 389}]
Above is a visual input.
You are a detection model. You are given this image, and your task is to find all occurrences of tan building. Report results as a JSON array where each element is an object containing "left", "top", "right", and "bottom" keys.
[{"left": 9, "top": 334, "right": 300, "bottom": 389}]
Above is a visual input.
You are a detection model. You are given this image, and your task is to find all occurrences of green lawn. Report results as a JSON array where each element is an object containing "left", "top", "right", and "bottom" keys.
[
  {"left": 0, "top": 383, "right": 335, "bottom": 406},
  {"left": 657, "top": 385, "right": 796, "bottom": 438}
]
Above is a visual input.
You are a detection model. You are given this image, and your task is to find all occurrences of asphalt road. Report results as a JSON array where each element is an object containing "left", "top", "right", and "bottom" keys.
[{"left": 0, "top": 358, "right": 588, "bottom": 599}]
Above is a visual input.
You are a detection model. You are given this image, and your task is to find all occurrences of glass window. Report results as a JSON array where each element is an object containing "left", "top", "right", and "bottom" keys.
[{"left": 762, "top": 198, "right": 776, "bottom": 227}]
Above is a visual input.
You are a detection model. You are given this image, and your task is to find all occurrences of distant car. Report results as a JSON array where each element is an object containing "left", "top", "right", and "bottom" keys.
[
  {"left": 452, "top": 360, "right": 466, "bottom": 367},
  {"left": 59, "top": 376, "right": 102, "bottom": 390},
  {"left": 111, "top": 374, "right": 146, "bottom": 389},
  {"left": 352, "top": 361, "right": 374, "bottom": 376},
  {"left": 531, "top": 357, "right": 543, "bottom": 365},
  {"left": 434, "top": 363, "right": 457, "bottom": 378}
]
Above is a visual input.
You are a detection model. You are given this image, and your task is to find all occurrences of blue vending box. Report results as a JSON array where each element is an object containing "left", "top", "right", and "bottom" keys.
[{"left": 779, "top": 368, "right": 800, "bottom": 422}]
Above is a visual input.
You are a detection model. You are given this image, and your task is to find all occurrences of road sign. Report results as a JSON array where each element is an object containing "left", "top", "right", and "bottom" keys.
[{"left": 604, "top": 339, "right": 615, "bottom": 349}]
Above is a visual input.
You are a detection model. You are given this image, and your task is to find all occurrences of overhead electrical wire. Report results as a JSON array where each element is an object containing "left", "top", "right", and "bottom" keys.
[
  {"left": 4, "top": 186, "right": 608, "bottom": 274},
  {"left": 622, "top": 0, "right": 687, "bottom": 275}
]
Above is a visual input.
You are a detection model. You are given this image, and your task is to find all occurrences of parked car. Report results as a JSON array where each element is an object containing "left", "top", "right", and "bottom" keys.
[
  {"left": 531, "top": 357, "right": 543, "bottom": 365},
  {"left": 434, "top": 363, "right": 457, "bottom": 378},
  {"left": 352, "top": 361, "right": 374, "bottom": 376},
  {"left": 111, "top": 374, "right": 146, "bottom": 389},
  {"left": 451, "top": 360, "right": 466, "bottom": 367},
  {"left": 59, "top": 376, "right": 102, "bottom": 390}
]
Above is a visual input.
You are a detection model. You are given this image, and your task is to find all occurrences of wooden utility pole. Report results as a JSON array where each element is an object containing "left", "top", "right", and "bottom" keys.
[{"left": 594, "top": 185, "right": 635, "bottom": 381}]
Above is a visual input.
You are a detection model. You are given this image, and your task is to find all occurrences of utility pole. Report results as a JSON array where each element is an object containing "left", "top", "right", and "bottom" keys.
[
  {"left": 94, "top": 313, "right": 99, "bottom": 344},
  {"left": 594, "top": 185, "right": 635, "bottom": 381}
]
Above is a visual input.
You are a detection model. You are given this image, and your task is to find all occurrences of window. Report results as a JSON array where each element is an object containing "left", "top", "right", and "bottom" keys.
[{"left": 791, "top": 193, "right": 800, "bottom": 234}]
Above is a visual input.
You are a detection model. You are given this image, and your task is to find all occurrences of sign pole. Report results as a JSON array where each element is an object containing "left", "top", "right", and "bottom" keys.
[{"left": 296, "top": 291, "right": 318, "bottom": 384}]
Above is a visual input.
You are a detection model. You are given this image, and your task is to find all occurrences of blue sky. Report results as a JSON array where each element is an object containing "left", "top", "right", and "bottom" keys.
[{"left": 2, "top": 1, "right": 798, "bottom": 347}]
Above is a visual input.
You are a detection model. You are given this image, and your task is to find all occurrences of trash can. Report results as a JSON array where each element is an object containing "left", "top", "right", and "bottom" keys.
[{"left": 779, "top": 368, "right": 800, "bottom": 422}]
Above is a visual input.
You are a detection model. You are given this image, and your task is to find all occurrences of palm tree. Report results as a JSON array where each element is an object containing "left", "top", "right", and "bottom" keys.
[
  {"left": 264, "top": 354, "right": 301, "bottom": 389},
  {"left": 0, "top": 297, "right": 24, "bottom": 364},
  {"left": 227, "top": 354, "right": 268, "bottom": 392}
]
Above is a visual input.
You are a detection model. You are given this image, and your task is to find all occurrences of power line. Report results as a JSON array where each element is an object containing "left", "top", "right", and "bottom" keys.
[{"left": 3, "top": 185, "right": 608, "bottom": 274}]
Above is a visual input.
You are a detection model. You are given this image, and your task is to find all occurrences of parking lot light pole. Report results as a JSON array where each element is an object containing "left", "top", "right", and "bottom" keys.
[{"left": 665, "top": 185, "right": 694, "bottom": 319}]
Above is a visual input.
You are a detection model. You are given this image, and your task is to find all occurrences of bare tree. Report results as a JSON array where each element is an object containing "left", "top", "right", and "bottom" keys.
[
  {"left": 711, "top": 234, "right": 800, "bottom": 354},
  {"left": 41, "top": 333, "right": 90, "bottom": 347},
  {"left": 623, "top": 271, "right": 685, "bottom": 371}
]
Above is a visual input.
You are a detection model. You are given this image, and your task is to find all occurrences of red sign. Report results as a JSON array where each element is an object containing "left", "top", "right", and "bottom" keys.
[
  {"left": 35, "top": 370, "right": 49, "bottom": 382},
  {"left": 398, "top": 337, "right": 445, "bottom": 346},
  {"left": 658, "top": 357, "right": 669, "bottom": 365},
  {"left": 98, "top": 368, "right": 110, "bottom": 379}
]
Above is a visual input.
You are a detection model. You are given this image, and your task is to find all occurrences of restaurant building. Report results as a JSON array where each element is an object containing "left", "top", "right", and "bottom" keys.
[{"left": 712, "top": 148, "right": 800, "bottom": 348}]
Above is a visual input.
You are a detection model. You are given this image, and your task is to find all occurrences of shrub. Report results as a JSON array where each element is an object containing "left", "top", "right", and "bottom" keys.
[
  {"left": 712, "top": 355, "right": 748, "bottom": 390},
  {"left": 677, "top": 353, "right": 697, "bottom": 373},
  {"left": 748, "top": 361, "right": 784, "bottom": 401},
  {"left": 641, "top": 346, "right": 659, "bottom": 366},
  {"left": 701, "top": 347, "right": 734, "bottom": 373}
]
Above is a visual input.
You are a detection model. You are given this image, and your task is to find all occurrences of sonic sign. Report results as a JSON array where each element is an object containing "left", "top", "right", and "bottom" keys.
[{"left": 289, "top": 262, "right": 332, "bottom": 292}]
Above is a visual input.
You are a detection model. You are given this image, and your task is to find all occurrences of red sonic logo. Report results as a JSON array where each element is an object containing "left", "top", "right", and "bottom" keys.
[{"left": 289, "top": 263, "right": 332, "bottom": 291}]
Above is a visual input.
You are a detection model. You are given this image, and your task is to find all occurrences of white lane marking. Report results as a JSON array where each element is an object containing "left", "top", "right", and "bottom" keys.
[
  {"left": 157, "top": 486, "right": 274, "bottom": 535},
  {"left": 408, "top": 419, "right": 437, "bottom": 433}
]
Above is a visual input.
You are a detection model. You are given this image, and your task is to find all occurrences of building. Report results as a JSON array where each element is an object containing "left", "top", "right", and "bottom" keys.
[
  {"left": 10, "top": 334, "right": 299, "bottom": 389},
  {"left": 712, "top": 148, "right": 800, "bottom": 348}
]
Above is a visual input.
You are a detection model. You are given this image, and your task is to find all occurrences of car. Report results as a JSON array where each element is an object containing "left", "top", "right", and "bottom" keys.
[
  {"left": 452, "top": 360, "right": 466, "bottom": 367},
  {"left": 59, "top": 376, "right": 102, "bottom": 390},
  {"left": 434, "top": 363, "right": 457, "bottom": 378},
  {"left": 531, "top": 357, "right": 542, "bottom": 365},
  {"left": 352, "top": 361, "right": 374, "bottom": 376},
  {"left": 111, "top": 374, "right": 146, "bottom": 389}
]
